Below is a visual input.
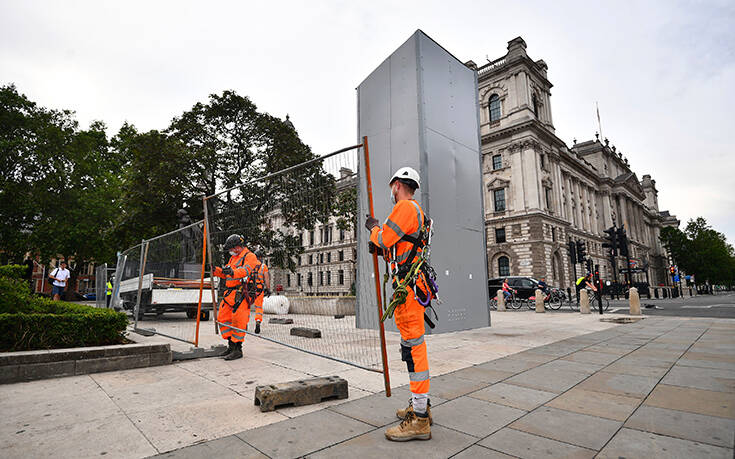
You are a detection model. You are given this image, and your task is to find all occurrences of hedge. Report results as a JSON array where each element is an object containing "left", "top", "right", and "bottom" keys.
[
  {"left": 0, "top": 264, "right": 129, "bottom": 351},
  {"left": 0, "top": 264, "right": 26, "bottom": 280}
]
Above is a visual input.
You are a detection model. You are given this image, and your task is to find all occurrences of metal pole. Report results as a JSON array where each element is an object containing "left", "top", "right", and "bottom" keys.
[
  {"left": 572, "top": 262, "right": 578, "bottom": 304},
  {"left": 596, "top": 263, "right": 603, "bottom": 315},
  {"left": 203, "top": 197, "right": 219, "bottom": 335},
  {"left": 195, "top": 221, "right": 208, "bottom": 347},
  {"left": 134, "top": 240, "right": 149, "bottom": 329},
  {"left": 362, "top": 136, "right": 391, "bottom": 397}
]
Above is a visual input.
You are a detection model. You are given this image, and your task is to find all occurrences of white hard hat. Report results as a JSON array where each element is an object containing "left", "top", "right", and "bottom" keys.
[{"left": 390, "top": 166, "right": 421, "bottom": 189}]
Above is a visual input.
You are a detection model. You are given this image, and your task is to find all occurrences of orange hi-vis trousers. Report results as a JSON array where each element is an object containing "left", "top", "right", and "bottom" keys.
[
  {"left": 218, "top": 290, "right": 250, "bottom": 343},
  {"left": 252, "top": 293, "right": 264, "bottom": 322},
  {"left": 396, "top": 291, "right": 429, "bottom": 394}
]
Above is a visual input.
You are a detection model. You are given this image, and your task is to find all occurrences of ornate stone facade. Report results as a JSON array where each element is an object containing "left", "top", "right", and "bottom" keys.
[{"left": 470, "top": 37, "right": 676, "bottom": 288}]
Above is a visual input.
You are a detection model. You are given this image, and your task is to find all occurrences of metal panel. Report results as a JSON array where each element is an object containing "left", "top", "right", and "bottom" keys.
[{"left": 357, "top": 30, "right": 489, "bottom": 333}]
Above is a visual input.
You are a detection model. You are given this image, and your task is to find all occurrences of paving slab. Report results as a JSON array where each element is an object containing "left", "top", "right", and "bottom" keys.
[
  {"left": 509, "top": 406, "right": 621, "bottom": 450},
  {"left": 432, "top": 396, "right": 525, "bottom": 438},
  {"left": 662, "top": 365, "right": 735, "bottom": 393},
  {"left": 450, "top": 444, "right": 516, "bottom": 458},
  {"left": 535, "top": 359, "right": 604, "bottom": 375},
  {"left": 545, "top": 387, "right": 642, "bottom": 421},
  {"left": 505, "top": 366, "right": 590, "bottom": 393},
  {"left": 601, "top": 361, "right": 670, "bottom": 378},
  {"left": 560, "top": 350, "right": 622, "bottom": 366},
  {"left": 327, "top": 387, "right": 447, "bottom": 427},
  {"left": 448, "top": 366, "right": 514, "bottom": 384},
  {"left": 508, "top": 350, "right": 559, "bottom": 364},
  {"left": 625, "top": 405, "right": 735, "bottom": 448},
  {"left": 307, "top": 424, "right": 476, "bottom": 459},
  {"left": 153, "top": 435, "right": 267, "bottom": 458},
  {"left": 597, "top": 427, "right": 733, "bottom": 459},
  {"left": 468, "top": 382, "right": 557, "bottom": 411},
  {"left": 613, "top": 354, "right": 676, "bottom": 369},
  {"left": 478, "top": 427, "right": 596, "bottom": 459},
  {"left": 576, "top": 370, "right": 660, "bottom": 398},
  {"left": 644, "top": 384, "right": 735, "bottom": 419},
  {"left": 429, "top": 373, "right": 493, "bottom": 400},
  {"left": 475, "top": 356, "right": 541, "bottom": 374},
  {"left": 678, "top": 351, "right": 735, "bottom": 371},
  {"left": 236, "top": 409, "right": 372, "bottom": 459}
]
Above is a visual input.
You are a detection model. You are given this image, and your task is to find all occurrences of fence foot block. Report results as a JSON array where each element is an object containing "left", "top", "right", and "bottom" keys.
[
  {"left": 172, "top": 345, "right": 228, "bottom": 361},
  {"left": 269, "top": 318, "right": 294, "bottom": 325},
  {"left": 133, "top": 328, "right": 156, "bottom": 337},
  {"left": 290, "top": 327, "right": 322, "bottom": 338},
  {"left": 254, "top": 376, "right": 348, "bottom": 412}
]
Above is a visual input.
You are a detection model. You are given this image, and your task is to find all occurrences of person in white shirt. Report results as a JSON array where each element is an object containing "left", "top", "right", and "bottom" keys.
[{"left": 49, "top": 261, "right": 70, "bottom": 301}]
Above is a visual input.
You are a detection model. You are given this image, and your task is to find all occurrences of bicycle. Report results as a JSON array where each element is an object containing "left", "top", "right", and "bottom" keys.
[
  {"left": 570, "top": 289, "right": 609, "bottom": 312},
  {"left": 524, "top": 289, "right": 563, "bottom": 310}
]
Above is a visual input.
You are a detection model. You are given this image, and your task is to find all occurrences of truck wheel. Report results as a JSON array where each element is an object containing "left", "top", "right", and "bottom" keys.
[{"left": 200, "top": 310, "right": 210, "bottom": 321}]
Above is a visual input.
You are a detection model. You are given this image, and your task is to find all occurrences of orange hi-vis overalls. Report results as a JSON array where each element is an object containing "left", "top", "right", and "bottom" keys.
[
  {"left": 251, "top": 262, "right": 268, "bottom": 322},
  {"left": 370, "top": 199, "right": 429, "bottom": 395},
  {"left": 214, "top": 248, "right": 258, "bottom": 343}
]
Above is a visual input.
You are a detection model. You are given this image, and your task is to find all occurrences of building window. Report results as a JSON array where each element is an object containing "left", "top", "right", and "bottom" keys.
[
  {"left": 327, "top": 252, "right": 331, "bottom": 263},
  {"left": 551, "top": 227, "right": 556, "bottom": 242},
  {"left": 339, "top": 250, "right": 344, "bottom": 261},
  {"left": 339, "top": 269, "right": 344, "bottom": 285},
  {"left": 498, "top": 256, "right": 510, "bottom": 277},
  {"left": 339, "top": 228, "right": 345, "bottom": 241},
  {"left": 327, "top": 226, "right": 333, "bottom": 243},
  {"left": 493, "top": 189, "right": 506, "bottom": 212},
  {"left": 308, "top": 254, "right": 313, "bottom": 265},
  {"left": 287, "top": 274, "right": 291, "bottom": 287},
  {"left": 327, "top": 271, "right": 331, "bottom": 285},
  {"left": 319, "top": 271, "right": 323, "bottom": 286},
  {"left": 495, "top": 227, "right": 506, "bottom": 243},
  {"left": 492, "top": 154, "right": 502, "bottom": 170},
  {"left": 319, "top": 253, "right": 324, "bottom": 264},
  {"left": 540, "top": 153, "right": 545, "bottom": 169},
  {"left": 297, "top": 256, "right": 301, "bottom": 266},
  {"left": 308, "top": 272, "right": 313, "bottom": 286},
  {"left": 489, "top": 94, "right": 501, "bottom": 122},
  {"left": 309, "top": 231, "right": 314, "bottom": 246},
  {"left": 532, "top": 93, "right": 539, "bottom": 118},
  {"left": 545, "top": 187, "right": 553, "bottom": 211},
  {"left": 297, "top": 273, "right": 302, "bottom": 287}
]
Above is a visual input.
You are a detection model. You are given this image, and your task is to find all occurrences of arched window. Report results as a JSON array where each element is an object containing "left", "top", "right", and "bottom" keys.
[
  {"left": 498, "top": 256, "right": 510, "bottom": 277},
  {"left": 532, "top": 93, "right": 539, "bottom": 118},
  {"left": 488, "top": 94, "right": 501, "bottom": 122}
]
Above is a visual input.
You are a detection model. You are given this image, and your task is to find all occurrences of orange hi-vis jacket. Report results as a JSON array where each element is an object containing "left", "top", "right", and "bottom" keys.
[
  {"left": 214, "top": 248, "right": 259, "bottom": 342},
  {"left": 369, "top": 198, "right": 430, "bottom": 395}
]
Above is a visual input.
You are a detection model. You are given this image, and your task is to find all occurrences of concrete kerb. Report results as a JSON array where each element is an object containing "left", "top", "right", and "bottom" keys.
[{"left": 0, "top": 343, "right": 172, "bottom": 384}]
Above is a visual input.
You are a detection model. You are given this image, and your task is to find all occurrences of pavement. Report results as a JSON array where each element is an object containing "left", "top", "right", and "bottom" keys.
[{"left": 2, "top": 311, "right": 734, "bottom": 458}]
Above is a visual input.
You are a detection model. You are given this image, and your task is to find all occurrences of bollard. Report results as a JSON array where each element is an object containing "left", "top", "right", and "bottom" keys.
[
  {"left": 579, "top": 289, "right": 590, "bottom": 314},
  {"left": 629, "top": 287, "right": 641, "bottom": 315},
  {"left": 535, "top": 289, "right": 545, "bottom": 313},
  {"left": 496, "top": 289, "right": 506, "bottom": 311},
  {"left": 654, "top": 288, "right": 659, "bottom": 299}
]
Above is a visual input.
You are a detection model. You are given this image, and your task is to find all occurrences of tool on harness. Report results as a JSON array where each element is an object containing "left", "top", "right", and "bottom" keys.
[{"left": 381, "top": 217, "right": 440, "bottom": 327}]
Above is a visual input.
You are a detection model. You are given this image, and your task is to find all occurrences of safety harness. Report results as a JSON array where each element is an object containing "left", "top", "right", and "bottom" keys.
[
  {"left": 220, "top": 252, "right": 265, "bottom": 313},
  {"left": 381, "top": 211, "right": 440, "bottom": 328}
]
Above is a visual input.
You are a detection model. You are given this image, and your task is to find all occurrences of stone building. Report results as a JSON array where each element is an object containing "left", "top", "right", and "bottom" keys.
[{"left": 469, "top": 37, "right": 676, "bottom": 288}]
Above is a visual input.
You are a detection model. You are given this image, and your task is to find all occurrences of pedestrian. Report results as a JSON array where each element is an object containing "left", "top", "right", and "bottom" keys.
[
  {"left": 213, "top": 234, "right": 259, "bottom": 361},
  {"left": 365, "top": 166, "right": 432, "bottom": 442},
  {"left": 106, "top": 275, "right": 114, "bottom": 307},
  {"left": 49, "top": 260, "right": 70, "bottom": 301}
]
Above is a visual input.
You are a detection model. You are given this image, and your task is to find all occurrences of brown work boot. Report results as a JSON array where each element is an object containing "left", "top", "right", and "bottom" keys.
[
  {"left": 385, "top": 411, "right": 431, "bottom": 441},
  {"left": 396, "top": 400, "right": 432, "bottom": 425},
  {"left": 224, "top": 342, "right": 242, "bottom": 361}
]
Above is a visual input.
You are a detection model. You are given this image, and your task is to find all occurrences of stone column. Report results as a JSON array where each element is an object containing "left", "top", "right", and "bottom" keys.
[
  {"left": 580, "top": 289, "right": 590, "bottom": 314},
  {"left": 535, "top": 289, "right": 545, "bottom": 313},
  {"left": 497, "top": 289, "right": 506, "bottom": 311},
  {"left": 629, "top": 287, "right": 641, "bottom": 315}
]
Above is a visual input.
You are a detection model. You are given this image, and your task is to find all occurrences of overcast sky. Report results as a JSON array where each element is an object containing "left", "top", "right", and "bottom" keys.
[{"left": 2, "top": 0, "right": 733, "bottom": 243}]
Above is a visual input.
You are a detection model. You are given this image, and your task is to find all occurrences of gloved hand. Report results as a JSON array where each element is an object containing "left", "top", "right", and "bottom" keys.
[
  {"left": 255, "top": 322, "right": 261, "bottom": 334},
  {"left": 213, "top": 266, "right": 223, "bottom": 277},
  {"left": 222, "top": 266, "right": 234, "bottom": 277},
  {"left": 368, "top": 242, "right": 384, "bottom": 256},
  {"left": 364, "top": 215, "right": 379, "bottom": 231},
  {"left": 265, "top": 288, "right": 271, "bottom": 297}
]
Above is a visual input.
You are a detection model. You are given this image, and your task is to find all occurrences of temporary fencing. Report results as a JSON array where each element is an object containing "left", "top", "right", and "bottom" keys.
[
  {"left": 95, "top": 263, "right": 108, "bottom": 309},
  {"left": 113, "top": 220, "right": 210, "bottom": 345},
  {"left": 202, "top": 140, "right": 390, "bottom": 382}
]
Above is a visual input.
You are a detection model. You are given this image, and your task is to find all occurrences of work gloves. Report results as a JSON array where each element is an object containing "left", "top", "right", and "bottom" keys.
[
  {"left": 222, "top": 266, "right": 234, "bottom": 277},
  {"left": 255, "top": 322, "right": 261, "bottom": 334},
  {"left": 364, "top": 215, "right": 379, "bottom": 231},
  {"left": 265, "top": 288, "right": 271, "bottom": 297},
  {"left": 368, "top": 242, "right": 384, "bottom": 256}
]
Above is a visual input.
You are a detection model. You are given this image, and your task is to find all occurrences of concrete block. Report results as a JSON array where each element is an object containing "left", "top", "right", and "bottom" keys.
[
  {"left": 496, "top": 289, "right": 506, "bottom": 311},
  {"left": 534, "top": 289, "right": 544, "bottom": 313},
  {"left": 268, "top": 318, "right": 293, "bottom": 324},
  {"left": 149, "top": 351, "right": 173, "bottom": 366},
  {"left": 0, "top": 365, "right": 20, "bottom": 384},
  {"left": 290, "top": 327, "right": 322, "bottom": 338},
  {"left": 253, "top": 376, "right": 347, "bottom": 412},
  {"left": 19, "top": 360, "right": 76, "bottom": 381},
  {"left": 172, "top": 345, "right": 225, "bottom": 361},
  {"left": 629, "top": 287, "right": 641, "bottom": 315},
  {"left": 579, "top": 289, "right": 590, "bottom": 314},
  {"left": 75, "top": 354, "right": 150, "bottom": 375}
]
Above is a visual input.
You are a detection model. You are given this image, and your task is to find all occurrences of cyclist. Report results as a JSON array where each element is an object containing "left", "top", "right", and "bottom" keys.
[
  {"left": 502, "top": 278, "right": 516, "bottom": 301},
  {"left": 575, "top": 274, "right": 597, "bottom": 302},
  {"left": 537, "top": 278, "right": 549, "bottom": 294}
]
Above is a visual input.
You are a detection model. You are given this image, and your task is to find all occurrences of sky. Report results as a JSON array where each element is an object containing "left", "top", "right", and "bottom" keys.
[{"left": 2, "top": 0, "right": 734, "bottom": 243}]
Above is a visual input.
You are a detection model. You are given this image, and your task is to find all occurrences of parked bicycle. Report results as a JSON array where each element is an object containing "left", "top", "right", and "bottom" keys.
[{"left": 524, "top": 288, "right": 564, "bottom": 310}]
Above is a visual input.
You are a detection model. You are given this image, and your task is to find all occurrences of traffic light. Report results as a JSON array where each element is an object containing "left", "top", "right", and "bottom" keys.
[
  {"left": 576, "top": 240, "right": 587, "bottom": 262},
  {"left": 568, "top": 240, "right": 577, "bottom": 264},
  {"left": 617, "top": 227, "right": 629, "bottom": 257},
  {"left": 586, "top": 258, "right": 593, "bottom": 274},
  {"left": 602, "top": 226, "right": 618, "bottom": 256},
  {"left": 670, "top": 266, "right": 676, "bottom": 275}
]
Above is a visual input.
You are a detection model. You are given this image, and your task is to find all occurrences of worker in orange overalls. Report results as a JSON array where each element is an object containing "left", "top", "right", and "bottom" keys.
[
  {"left": 213, "top": 234, "right": 259, "bottom": 361},
  {"left": 365, "top": 166, "right": 432, "bottom": 441}
]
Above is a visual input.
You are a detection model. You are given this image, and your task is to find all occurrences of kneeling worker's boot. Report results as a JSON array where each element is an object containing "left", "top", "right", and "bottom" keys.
[
  {"left": 224, "top": 341, "right": 243, "bottom": 361},
  {"left": 385, "top": 411, "right": 431, "bottom": 441},
  {"left": 221, "top": 339, "right": 235, "bottom": 359},
  {"left": 396, "top": 399, "right": 432, "bottom": 425}
]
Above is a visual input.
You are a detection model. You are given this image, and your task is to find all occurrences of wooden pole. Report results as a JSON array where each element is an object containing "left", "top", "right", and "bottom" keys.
[{"left": 363, "top": 136, "right": 391, "bottom": 397}]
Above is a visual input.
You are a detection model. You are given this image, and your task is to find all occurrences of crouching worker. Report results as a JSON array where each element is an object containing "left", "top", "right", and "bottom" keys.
[
  {"left": 213, "top": 234, "right": 259, "bottom": 361},
  {"left": 365, "top": 166, "right": 432, "bottom": 441}
]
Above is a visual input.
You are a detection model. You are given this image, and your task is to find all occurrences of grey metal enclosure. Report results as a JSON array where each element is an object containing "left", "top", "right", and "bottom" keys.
[{"left": 356, "top": 30, "right": 490, "bottom": 334}]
